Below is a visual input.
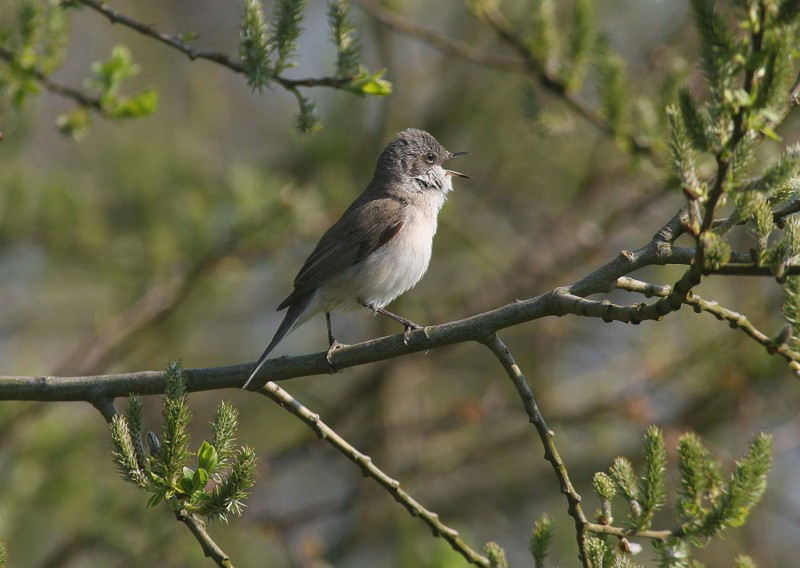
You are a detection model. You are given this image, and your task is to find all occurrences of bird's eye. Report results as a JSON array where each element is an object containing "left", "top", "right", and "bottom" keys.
[{"left": 424, "top": 152, "right": 436, "bottom": 164}]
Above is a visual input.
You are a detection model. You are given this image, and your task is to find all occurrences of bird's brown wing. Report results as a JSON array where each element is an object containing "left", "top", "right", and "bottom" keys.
[{"left": 277, "top": 193, "right": 407, "bottom": 310}]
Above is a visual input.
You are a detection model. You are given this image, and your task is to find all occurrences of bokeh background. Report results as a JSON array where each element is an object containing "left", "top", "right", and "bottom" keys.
[{"left": 2, "top": 0, "right": 800, "bottom": 566}]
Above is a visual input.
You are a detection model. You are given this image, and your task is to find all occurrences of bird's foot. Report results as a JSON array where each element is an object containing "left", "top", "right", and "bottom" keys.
[
  {"left": 326, "top": 340, "right": 347, "bottom": 373},
  {"left": 402, "top": 322, "right": 422, "bottom": 346}
]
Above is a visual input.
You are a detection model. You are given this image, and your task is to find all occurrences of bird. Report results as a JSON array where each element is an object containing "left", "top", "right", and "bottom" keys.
[{"left": 242, "top": 128, "right": 469, "bottom": 389}]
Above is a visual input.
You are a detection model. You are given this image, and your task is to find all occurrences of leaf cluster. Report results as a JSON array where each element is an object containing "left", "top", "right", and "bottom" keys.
[
  {"left": 588, "top": 428, "right": 773, "bottom": 567},
  {"left": 0, "top": 0, "right": 68, "bottom": 108},
  {"left": 239, "top": 0, "right": 390, "bottom": 133},
  {"left": 109, "top": 361, "right": 257, "bottom": 523}
]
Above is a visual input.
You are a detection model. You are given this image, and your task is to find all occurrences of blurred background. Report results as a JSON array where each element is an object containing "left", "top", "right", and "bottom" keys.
[{"left": 1, "top": 0, "right": 800, "bottom": 566}]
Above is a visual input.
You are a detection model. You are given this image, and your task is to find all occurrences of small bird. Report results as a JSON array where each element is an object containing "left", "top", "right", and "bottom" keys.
[{"left": 243, "top": 128, "right": 469, "bottom": 389}]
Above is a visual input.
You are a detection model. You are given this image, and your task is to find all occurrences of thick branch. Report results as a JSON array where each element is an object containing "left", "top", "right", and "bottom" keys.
[
  {"left": 8, "top": 208, "right": 800, "bottom": 400},
  {"left": 256, "top": 381, "right": 489, "bottom": 566}
]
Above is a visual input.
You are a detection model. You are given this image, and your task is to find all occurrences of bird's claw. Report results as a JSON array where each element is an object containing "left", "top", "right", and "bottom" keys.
[
  {"left": 326, "top": 340, "right": 346, "bottom": 373},
  {"left": 402, "top": 323, "right": 422, "bottom": 346}
]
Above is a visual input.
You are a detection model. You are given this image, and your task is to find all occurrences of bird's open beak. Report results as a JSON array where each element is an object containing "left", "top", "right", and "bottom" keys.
[{"left": 446, "top": 151, "right": 470, "bottom": 178}]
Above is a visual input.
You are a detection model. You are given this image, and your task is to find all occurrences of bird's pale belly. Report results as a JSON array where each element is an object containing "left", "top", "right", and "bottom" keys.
[{"left": 315, "top": 217, "right": 436, "bottom": 314}]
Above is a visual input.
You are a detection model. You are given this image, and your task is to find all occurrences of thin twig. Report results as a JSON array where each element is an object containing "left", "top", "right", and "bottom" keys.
[
  {"left": 355, "top": 0, "right": 525, "bottom": 72},
  {"left": 256, "top": 380, "right": 490, "bottom": 567},
  {"left": 616, "top": 276, "right": 800, "bottom": 373},
  {"left": 74, "top": 0, "right": 352, "bottom": 91},
  {"left": 586, "top": 521, "right": 683, "bottom": 541},
  {"left": 0, "top": 46, "right": 103, "bottom": 111},
  {"left": 479, "top": 334, "right": 590, "bottom": 568},
  {"left": 175, "top": 510, "right": 234, "bottom": 568}
]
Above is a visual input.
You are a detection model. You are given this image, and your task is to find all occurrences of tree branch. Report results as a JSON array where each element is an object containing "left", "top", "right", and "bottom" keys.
[
  {"left": 6, "top": 208, "right": 800, "bottom": 401},
  {"left": 0, "top": 45, "right": 103, "bottom": 112},
  {"left": 586, "top": 521, "right": 684, "bottom": 541},
  {"left": 74, "top": 0, "right": 353, "bottom": 91},
  {"left": 255, "top": 380, "right": 489, "bottom": 566},
  {"left": 175, "top": 510, "right": 234, "bottom": 568},
  {"left": 616, "top": 276, "right": 800, "bottom": 373},
  {"left": 479, "top": 334, "right": 590, "bottom": 568}
]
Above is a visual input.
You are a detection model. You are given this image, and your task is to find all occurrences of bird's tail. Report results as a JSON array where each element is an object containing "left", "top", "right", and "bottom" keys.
[{"left": 242, "top": 300, "right": 308, "bottom": 390}]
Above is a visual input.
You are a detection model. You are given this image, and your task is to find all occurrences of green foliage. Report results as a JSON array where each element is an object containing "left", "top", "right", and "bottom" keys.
[
  {"left": 759, "top": 143, "right": 800, "bottom": 194},
  {"left": 528, "top": 512, "right": 554, "bottom": 567},
  {"left": 484, "top": 541, "right": 508, "bottom": 568},
  {"left": 342, "top": 66, "right": 392, "bottom": 97},
  {"left": 690, "top": 0, "right": 737, "bottom": 98},
  {"left": 699, "top": 231, "right": 731, "bottom": 271},
  {"left": 240, "top": 0, "right": 272, "bottom": 92},
  {"left": 293, "top": 90, "right": 322, "bottom": 134},
  {"left": 652, "top": 538, "right": 692, "bottom": 568},
  {"left": 565, "top": 0, "right": 594, "bottom": 91},
  {"left": 595, "top": 429, "right": 772, "bottom": 565},
  {"left": 109, "top": 361, "right": 257, "bottom": 523},
  {"left": 527, "top": 0, "right": 558, "bottom": 69},
  {"left": 636, "top": 426, "right": 667, "bottom": 530},
  {"left": 237, "top": 0, "right": 388, "bottom": 132},
  {"left": 586, "top": 537, "right": 608, "bottom": 568},
  {"left": 782, "top": 275, "right": 800, "bottom": 342},
  {"left": 271, "top": 0, "right": 306, "bottom": 74},
  {"left": 0, "top": 0, "right": 68, "bottom": 107},
  {"left": 675, "top": 432, "right": 773, "bottom": 540},
  {"left": 695, "top": 433, "right": 772, "bottom": 536},
  {"left": 596, "top": 39, "right": 628, "bottom": 141},
  {"left": 677, "top": 88, "right": 712, "bottom": 153},
  {"left": 328, "top": 0, "right": 360, "bottom": 77},
  {"left": 733, "top": 555, "right": 756, "bottom": 568},
  {"left": 666, "top": 105, "right": 703, "bottom": 199}
]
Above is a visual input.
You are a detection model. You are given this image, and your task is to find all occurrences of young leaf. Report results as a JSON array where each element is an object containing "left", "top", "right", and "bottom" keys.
[{"left": 197, "top": 441, "right": 219, "bottom": 474}]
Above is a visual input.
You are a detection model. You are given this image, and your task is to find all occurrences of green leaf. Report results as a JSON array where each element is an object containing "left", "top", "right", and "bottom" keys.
[
  {"left": 197, "top": 441, "right": 219, "bottom": 474},
  {"left": 146, "top": 492, "right": 164, "bottom": 509},
  {"left": 193, "top": 467, "right": 209, "bottom": 493},
  {"left": 105, "top": 89, "right": 159, "bottom": 119},
  {"left": 87, "top": 45, "right": 140, "bottom": 96},
  {"left": 342, "top": 66, "right": 392, "bottom": 97}
]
